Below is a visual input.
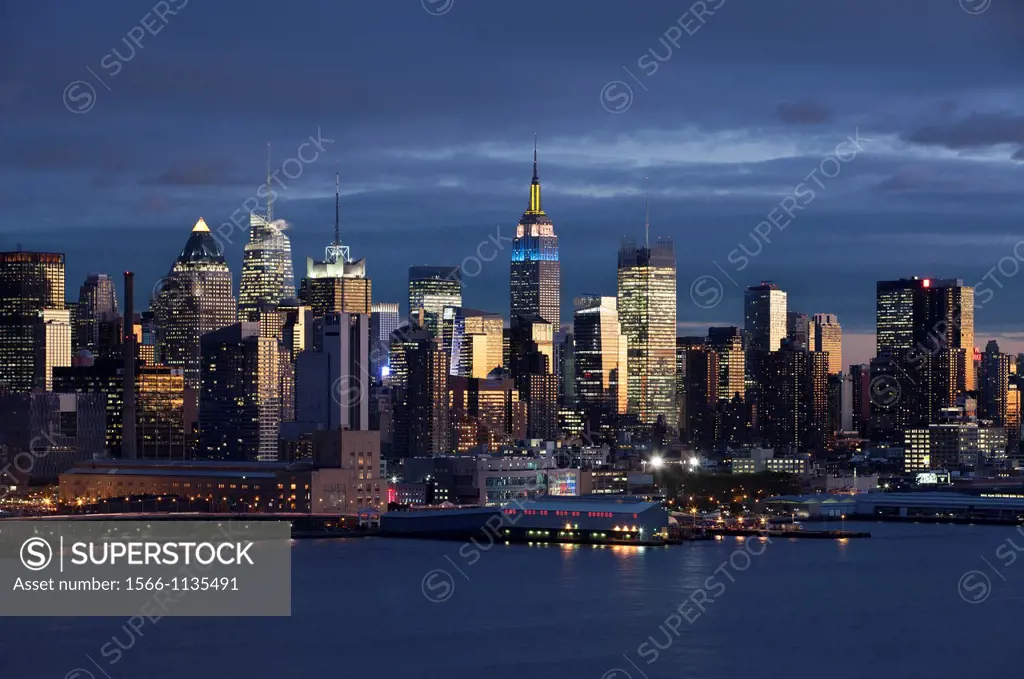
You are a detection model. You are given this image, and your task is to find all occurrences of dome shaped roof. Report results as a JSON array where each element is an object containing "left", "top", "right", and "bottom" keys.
[{"left": 177, "top": 218, "right": 225, "bottom": 264}]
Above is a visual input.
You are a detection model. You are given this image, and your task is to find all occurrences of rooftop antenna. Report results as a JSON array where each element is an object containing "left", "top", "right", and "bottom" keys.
[
  {"left": 533, "top": 133, "right": 538, "bottom": 182},
  {"left": 644, "top": 177, "right": 650, "bottom": 250},
  {"left": 324, "top": 170, "right": 351, "bottom": 264},
  {"left": 266, "top": 142, "right": 273, "bottom": 223}
]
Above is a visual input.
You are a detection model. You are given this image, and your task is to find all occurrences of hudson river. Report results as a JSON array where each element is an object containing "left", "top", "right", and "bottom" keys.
[{"left": 5, "top": 521, "right": 1023, "bottom": 679}]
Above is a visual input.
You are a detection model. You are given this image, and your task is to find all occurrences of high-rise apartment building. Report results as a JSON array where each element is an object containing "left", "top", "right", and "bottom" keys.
[
  {"left": 510, "top": 138, "right": 560, "bottom": 327},
  {"left": 812, "top": 313, "right": 843, "bottom": 375},
  {"left": 682, "top": 342, "right": 719, "bottom": 447},
  {"left": 617, "top": 239, "right": 677, "bottom": 427},
  {"left": 75, "top": 273, "right": 118, "bottom": 353},
  {"left": 979, "top": 340, "right": 1011, "bottom": 429},
  {"left": 154, "top": 219, "right": 237, "bottom": 392},
  {"left": 198, "top": 323, "right": 280, "bottom": 462},
  {"left": 0, "top": 252, "right": 65, "bottom": 392},
  {"left": 707, "top": 326, "right": 745, "bottom": 401},
  {"left": 409, "top": 266, "right": 461, "bottom": 337},
  {"left": 757, "top": 341, "right": 829, "bottom": 452}
]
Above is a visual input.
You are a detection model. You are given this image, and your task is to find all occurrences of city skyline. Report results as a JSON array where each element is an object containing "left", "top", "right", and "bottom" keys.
[{"left": 4, "top": 0, "right": 1024, "bottom": 364}]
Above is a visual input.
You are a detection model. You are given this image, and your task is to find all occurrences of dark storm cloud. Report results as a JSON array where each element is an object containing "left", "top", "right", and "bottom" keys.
[
  {"left": 903, "top": 112, "right": 1024, "bottom": 152},
  {"left": 777, "top": 101, "right": 830, "bottom": 125},
  {"left": 145, "top": 159, "right": 241, "bottom": 187}
]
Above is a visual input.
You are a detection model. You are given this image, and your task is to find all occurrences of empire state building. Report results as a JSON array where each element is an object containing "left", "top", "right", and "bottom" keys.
[{"left": 510, "top": 138, "right": 560, "bottom": 327}]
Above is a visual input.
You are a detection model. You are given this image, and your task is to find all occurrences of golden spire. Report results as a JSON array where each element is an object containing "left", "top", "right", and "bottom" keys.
[{"left": 528, "top": 133, "right": 544, "bottom": 214}]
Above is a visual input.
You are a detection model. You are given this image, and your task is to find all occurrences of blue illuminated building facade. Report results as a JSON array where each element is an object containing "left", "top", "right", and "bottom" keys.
[{"left": 510, "top": 137, "right": 561, "bottom": 327}]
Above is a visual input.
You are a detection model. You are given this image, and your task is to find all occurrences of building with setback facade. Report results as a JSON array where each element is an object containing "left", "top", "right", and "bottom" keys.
[
  {"left": 0, "top": 252, "right": 65, "bottom": 392},
  {"left": 510, "top": 138, "right": 560, "bottom": 327}
]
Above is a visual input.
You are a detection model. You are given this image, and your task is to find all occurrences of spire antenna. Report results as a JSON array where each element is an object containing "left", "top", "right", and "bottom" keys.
[
  {"left": 266, "top": 142, "right": 273, "bottom": 222},
  {"left": 335, "top": 171, "right": 340, "bottom": 247},
  {"left": 644, "top": 177, "right": 650, "bottom": 250},
  {"left": 532, "top": 133, "right": 538, "bottom": 182},
  {"left": 528, "top": 134, "right": 543, "bottom": 213}
]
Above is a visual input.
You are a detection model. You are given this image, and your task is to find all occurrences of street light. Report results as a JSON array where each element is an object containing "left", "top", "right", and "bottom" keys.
[{"left": 649, "top": 456, "right": 664, "bottom": 469}]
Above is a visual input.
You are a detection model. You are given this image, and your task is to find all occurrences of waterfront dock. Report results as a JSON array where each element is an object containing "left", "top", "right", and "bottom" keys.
[{"left": 707, "top": 527, "right": 870, "bottom": 539}]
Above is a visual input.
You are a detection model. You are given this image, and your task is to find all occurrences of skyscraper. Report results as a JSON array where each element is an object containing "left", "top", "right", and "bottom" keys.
[
  {"left": 299, "top": 175, "right": 371, "bottom": 318},
  {"left": 757, "top": 341, "right": 829, "bottom": 452},
  {"left": 849, "top": 363, "right": 871, "bottom": 437},
  {"left": 617, "top": 238, "right": 677, "bottom": 427},
  {"left": 238, "top": 213, "right": 296, "bottom": 321},
  {"left": 979, "top": 340, "right": 1010, "bottom": 429},
  {"left": 295, "top": 312, "right": 371, "bottom": 431},
  {"left": 510, "top": 137, "right": 560, "bottom": 327},
  {"left": 300, "top": 255, "right": 371, "bottom": 318},
  {"left": 75, "top": 273, "right": 118, "bottom": 353},
  {"left": 786, "top": 311, "right": 810, "bottom": 349},
  {"left": 136, "top": 365, "right": 186, "bottom": 459},
  {"left": 0, "top": 252, "right": 65, "bottom": 392},
  {"left": 876, "top": 277, "right": 974, "bottom": 361},
  {"left": 371, "top": 302, "right": 400, "bottom": 345},
  {"left": 441, "top": 306, "right": 504, "bottom": 378},
  {"left": 682, "top": 341, "right": 719, "bottom": 447},
  {"left": 509, "top": 314, "right": 559, "bottom": 440},
  {"left": 394, "top": 332, "right": 450, "bottom": 456},
  {"left": 39, "top": 308, "right": 71, "bottom": 392},
  {"left": 408, "top": 266, "right": 461, "bottom": 337},
  {"left": 813, "top": 313, "right": 843, "bottom": 375},
  {"left": 746, "top": 282, "right": 788, "bottom": 353},
  {"left": 707, "top": 326, "right": 745, "bottom": 401},
  {"left": 154, "top": 218, "right": 238, "bottom": 392},
  {"left": 449, "top": 374, "right": 527, "bottom": 453},
  {"left": 370, "top": 302, "right": 400, "bottom": 379},
  {"left": 573, "top": 296, "right": 627, "bottom": 419},
  {"left": 198, "top": 322, "right": 280, "bottom": 462},
  {"left": 874, "top": 277, "right": 975, "bottom": 429}
]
